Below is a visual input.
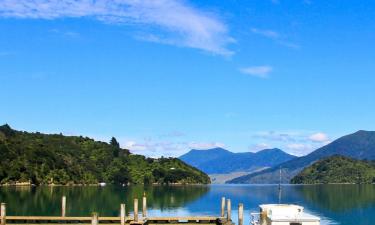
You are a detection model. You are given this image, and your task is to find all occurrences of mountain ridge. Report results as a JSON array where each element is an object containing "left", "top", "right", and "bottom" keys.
[
  {"left": 228, "top": 130, "right": 375, "bottom": 184},
  {"left": 179, "top": 147, "right": 296, "bottom": 174}
]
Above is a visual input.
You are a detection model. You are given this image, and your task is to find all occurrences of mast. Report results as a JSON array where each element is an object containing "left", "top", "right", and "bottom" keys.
[{"left": 278, "top": 166, "right": 282, "bottom": 204}]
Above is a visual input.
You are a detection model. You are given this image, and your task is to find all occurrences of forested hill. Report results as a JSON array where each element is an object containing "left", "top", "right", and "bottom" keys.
[
  {"left": 291, "top": 155, "right": 375, "bottom": 184},
  {"left": 0, "top": 124, "right": 210, "bottom": 185}
]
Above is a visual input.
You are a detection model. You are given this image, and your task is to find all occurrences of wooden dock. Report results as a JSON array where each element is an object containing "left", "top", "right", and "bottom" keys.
[{"left": 0, "top": 196, "right": 242, "bottom": 225}]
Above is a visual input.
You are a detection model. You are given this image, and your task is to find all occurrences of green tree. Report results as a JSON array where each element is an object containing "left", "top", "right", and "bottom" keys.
[
  {"left": 110, "top": 137, "right": 120, "bottom": 157},
  {"left": 105, "top": 159, "right": 131, "bottom": 184},
  {"left": 110, "top": 137, "right": 120, "bottom": 148}
]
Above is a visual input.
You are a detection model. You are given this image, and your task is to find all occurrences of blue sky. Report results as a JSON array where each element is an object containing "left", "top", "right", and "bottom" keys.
[{"left": 0, "top": 0, "right": 374, "bottom": 157}]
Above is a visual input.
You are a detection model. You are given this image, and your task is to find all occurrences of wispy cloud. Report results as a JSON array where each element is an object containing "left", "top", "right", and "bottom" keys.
[
  {"left": 50, "top": 29, "right": 80, "bottom": 38},
  {"left": 123, "top": 140, "right": 185, "bottom": 157},
  {"left": 251, "top": 27, "right": 300, "bottom": 49},
  {"left": 249, "top": 143, "right": 271, "bottom": 152},
  {"left": 271, "top": 0, "right": 312, "bottom": 5},
  {"left": 188, "top": 142, "right": 225, "bottom": 150},
  {"left": 252, "top": 130, "right": 332, "bottom": 156},
  {"left": 159, "top": 131, "right": 186, "bottom": 138},
  {"left": 120, "top": 137, "right": 226, "bottom": 158},
  {"left": 309, "top": 132, "right": 330, "bottom": 143},
  {"left": 251, "top": 28, "right": 280, "bottom": 39},
  {"left": 0, "top": 0, "right": 234, "bottom": 56},
  {"left": 239, "top": 66, "right": 272, "bottom": 78},
  {"left": 286, "top": 143, "right": 313, "bottom": 155}
]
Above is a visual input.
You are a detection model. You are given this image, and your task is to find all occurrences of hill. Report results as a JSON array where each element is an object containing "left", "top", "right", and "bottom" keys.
[
  {"left": 291, "top": 155, "right": 375, "bottom": 184},
  {"left": 228, "top": 130, "right": 375, "bottom": 184},
  {"left": 0, "top": 124, "right": 210, "bottom": 185},
  {"left": 179, "top": 147, "right": 296, "bottom": 174}
]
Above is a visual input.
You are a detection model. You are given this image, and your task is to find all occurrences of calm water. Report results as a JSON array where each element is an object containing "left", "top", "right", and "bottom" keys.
[{"left": 0, "top": 185, "right": 374, "bottom": 225}]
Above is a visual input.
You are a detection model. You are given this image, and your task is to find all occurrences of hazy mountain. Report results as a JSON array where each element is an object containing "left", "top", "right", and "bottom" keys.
[
  {"left": 179, "top": 147, "right": 296, "bottom": 174},
  {"left": 228, "top": 130, "right": 375, "bottom": 184}
]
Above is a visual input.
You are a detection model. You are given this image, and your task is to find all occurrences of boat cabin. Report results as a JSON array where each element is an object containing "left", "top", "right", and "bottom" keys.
[{"left": 251, "top": 204, "right": 320, "bottom": 225}]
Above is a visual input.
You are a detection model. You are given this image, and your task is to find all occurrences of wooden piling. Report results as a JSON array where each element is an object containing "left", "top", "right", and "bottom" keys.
[
  {"left": 1, "top": 203, "right": 6, "bottom": 225},
  {"left": 62, "top": 196, "right": 66, "bottom": 217},
  {"left": 134, "top": 198, "right": 139, "bottom": 222},
  {"left": 0, "top": 197, "right": 238, "bottom": 225},
  {"left": 142, "top": 194, "right": 147, "bottom": 218},
  {"left": 220, "top": 197, "right": 226, "bottom": 217},
  {"left": 120, "top": 204, "right": 126, "bottom": 225},
  {"left": 238, "top": 204, "right": 243, "bottom": 225},
  {"left": 226, "top": 199, "right": 231, "bottom": 221},
  {"left": 91, "top": 213, "right": 98, "bottom": 225}
]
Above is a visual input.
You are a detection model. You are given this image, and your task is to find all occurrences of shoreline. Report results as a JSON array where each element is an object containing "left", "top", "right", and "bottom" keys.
[
  {"left": 1, "top": 182, "right": 373, "bottom": 187},
  {"left": 0, "top": 182, "right": 209, "bottom": 187}
]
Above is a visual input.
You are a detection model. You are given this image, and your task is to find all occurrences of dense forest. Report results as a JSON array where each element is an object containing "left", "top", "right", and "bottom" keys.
[
  {"left": 291, "top": 155, "right": 375, "bottom": 184},
  {"left": 0, "top": 124, "right": 210, "bottom": 185}
]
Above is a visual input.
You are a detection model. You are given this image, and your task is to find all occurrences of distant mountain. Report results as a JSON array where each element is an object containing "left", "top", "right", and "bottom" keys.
[
  {"left": 291, "top": 155, "right": 375, "bottom": 184},
  {"left": 179, "top": 147, "right": 296, "bottom": 174},
  {"left": 228, "top": 130, "right": 375, "bottom": 184}
]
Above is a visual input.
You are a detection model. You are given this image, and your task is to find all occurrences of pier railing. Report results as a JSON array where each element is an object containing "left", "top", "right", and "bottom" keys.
[{"left": 0, "top": 196, "right": 244, "bottom": 225}]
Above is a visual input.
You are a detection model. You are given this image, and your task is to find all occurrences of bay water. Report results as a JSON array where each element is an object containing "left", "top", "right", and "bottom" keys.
[{"left": 0, "top": 184, "right": 374, "bottom": 225}]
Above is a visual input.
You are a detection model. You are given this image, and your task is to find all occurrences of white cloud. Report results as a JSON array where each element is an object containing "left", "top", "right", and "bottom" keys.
[
  {"left": 309, "top": 132, "right": 329, "bottom": 143},
  {"left": 188, "top": 142, "right": 226, "bottom": 150},
  {"left": 121, "top": 138, "right": 226, "bottom": 158},
  {"left": 249, "top": 143, "right": 271, "bottom": 152},
  {"left": 252, "top": 130, "right": 333, "bottom": 156},
  {"left": 286, "top": 143, "right": 313, "bottom": 156},
  {"left": 0, "top": 0, "right": 233, "bottom": 56},
  {"left": 123, "top": 139, "right": 186, "bottom": 157},
  {"left": 239, "top": 66, "right": 272, "bottom": 78},
  {"left": 287, "top": 143, "right": 308, "bottom": 150}
]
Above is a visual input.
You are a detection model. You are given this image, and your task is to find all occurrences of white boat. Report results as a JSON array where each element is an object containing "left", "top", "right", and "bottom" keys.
[{"left": 250, "top": 204, "right": 320, "bottom": 225}]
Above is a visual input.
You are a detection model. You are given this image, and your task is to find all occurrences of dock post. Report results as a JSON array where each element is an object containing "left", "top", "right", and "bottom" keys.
[
  {"left": 238, "top": 203, "right": 243, "bottom": 225},
  {"left": 142, "top": 193, "right": 147, "bottom": 218},
  {"left": 220, "top": 197, "right": 226, "bottom": 217},
  {"left": 226, "top": 199, "right": 231, "bottom": 221},
  {"left": 120, "top": 204, "right": 126, "bottom": 225},
  {"left": 134, "top": 198, "right": 139, "bottom": 222},
  {"left": 1, "top": 203, "right": 6, "bottom": 225},
  {"left": 91, "top": 213, "right": 98, "bottom": 225},
  {"left": 62, "top": 196, "right": 66, "bottom": 217}
]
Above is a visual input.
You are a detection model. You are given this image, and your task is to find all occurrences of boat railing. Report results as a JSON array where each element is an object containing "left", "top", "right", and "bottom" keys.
[{"left": 250, "top": 212, "right": 260, "bottom": 225}]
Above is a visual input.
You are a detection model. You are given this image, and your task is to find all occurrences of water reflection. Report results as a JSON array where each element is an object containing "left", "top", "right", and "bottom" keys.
[
  {"left": 1, "top": 185, "right": 374, "bottom": 225},
  {"left": 295, "top": 184, "right": 375, "bottom": 212},
  {"left": 0, "top": 185, "right": 210, "bottom": 216}
]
